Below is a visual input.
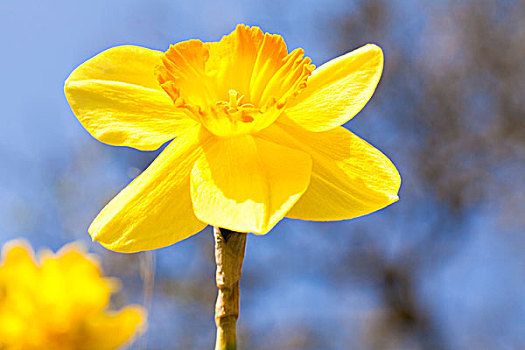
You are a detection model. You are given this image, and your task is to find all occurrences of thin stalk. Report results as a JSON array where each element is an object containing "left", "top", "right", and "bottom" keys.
[
  {"left": 213, "top": 227, "right": 247, "bottom": 350},
  {"left": 138, "top": 251, "right": 155, "bottom": 350}
]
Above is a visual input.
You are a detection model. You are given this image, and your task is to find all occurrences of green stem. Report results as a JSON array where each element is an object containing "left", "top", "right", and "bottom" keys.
[{"left": 213, "top": 227, "right": 247, "bottom": 350}]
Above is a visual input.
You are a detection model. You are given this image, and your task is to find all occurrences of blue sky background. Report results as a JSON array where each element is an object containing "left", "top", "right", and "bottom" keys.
[{"left": 1, "top": 0, "right": 524, "bottom": 349}]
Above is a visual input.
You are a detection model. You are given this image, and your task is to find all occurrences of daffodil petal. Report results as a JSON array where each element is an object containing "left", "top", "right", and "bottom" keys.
[
  {"left": 83, "top": 306, "right": 146, "bottom": 350},
  {"left": 65, "top": 45, "right": 197, "bottom": 151},
  {"left": 89, "top": 126, "right": 209, "bottom": 253},
  {"left": 190, "top": 135, "right": 312, "bottom": 234},
  {"left": 284, "top": 44, "right": 383, "bottom": 132},
  {"left": 259, "top": 123, "right": 400, "bottom": 220},
  {"left": 0, "top": 241, "right": 146, "bottom": 350},
  {"left": 40, "top": 246, "right": 112, "bottom": 312},
  {"left": 0, "top": 241, "right": 38, "bottom": 281}
]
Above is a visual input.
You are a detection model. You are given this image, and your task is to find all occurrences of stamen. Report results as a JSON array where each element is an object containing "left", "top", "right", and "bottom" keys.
[
  {"left": 228, "top": 90, "right": 238, "bottom": 108},
  {"left": 237, "top": 95, "right": 245, "bottom": 105}
]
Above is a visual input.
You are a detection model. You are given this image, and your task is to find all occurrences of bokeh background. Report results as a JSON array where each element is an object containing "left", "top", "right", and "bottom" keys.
[{"left": 1, "top": 0, "right": 524, "bottom": 349}]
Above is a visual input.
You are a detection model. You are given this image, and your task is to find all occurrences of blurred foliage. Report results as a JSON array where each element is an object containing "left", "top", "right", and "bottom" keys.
[{"left": 331, "top": 0, "right": 525, "bottom": 349}]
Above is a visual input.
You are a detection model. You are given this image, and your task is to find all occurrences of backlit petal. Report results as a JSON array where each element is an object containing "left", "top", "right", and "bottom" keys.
[
  {"left": 89, "top": 126, "right": 209, "bottom": 253},
  {"left": 284, "top": 44, "right": 383, "bottom": 132},
  {"left": 65, "top": 46, "right": 197, "bottom": 151},
  {"left": 190, "top": 135, "right": 312, "bottom": 234},
  {"left": 259, "top": 123, "right": 400, "bottom": 220}
]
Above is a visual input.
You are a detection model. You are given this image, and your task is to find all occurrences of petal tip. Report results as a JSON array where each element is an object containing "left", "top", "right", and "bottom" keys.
[
  {"left": 88, "top": 226, "right": 100, "bottom": 242},
  {"left": 364, "top": 43, "right": 383, "bottom": 52},
  {"left": 1, "top": 239, "right": 34, "bottom": 261},
  {"left": 361, "top": 43, "right": 384, "bottom": 67}
]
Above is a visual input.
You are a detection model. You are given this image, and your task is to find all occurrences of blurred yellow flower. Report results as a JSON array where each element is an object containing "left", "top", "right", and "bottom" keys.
[
  {"left": 0, "top": 240, "right": 145, "bottom": 350},
  {"left": 65, "top": 24, "right": 401, "bottom": 253}
]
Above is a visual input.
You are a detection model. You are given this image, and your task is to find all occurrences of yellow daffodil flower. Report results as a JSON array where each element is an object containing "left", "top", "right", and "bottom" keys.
[
  {"left": 0, "top": 240, "right": 145, "bottom": 350},
  {"left": 65, "top": 24, "right": 401, "bottom": 253}
]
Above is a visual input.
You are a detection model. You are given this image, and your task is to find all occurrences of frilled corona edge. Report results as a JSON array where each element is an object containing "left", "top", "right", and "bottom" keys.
[{"left": 64, "top": 24, "right": 401, "bottom": 253}]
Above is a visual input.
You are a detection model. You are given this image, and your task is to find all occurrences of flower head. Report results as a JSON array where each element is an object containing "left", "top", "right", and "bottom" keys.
[
  {"left": 0, "top": 240, "right": 145, "bottom": 350},
  {"left": 65, "top": 24, "right": 401, "bottom": 253}
]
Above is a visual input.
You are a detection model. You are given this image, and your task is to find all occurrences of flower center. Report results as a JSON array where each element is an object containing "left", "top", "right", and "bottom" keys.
[
  {"left": 155, "top": 26, "right": 315, "bottom": 138},
  {"left": 193, "top": 88, "right": 282, "bottom": 138},
  {"left": 216, "top": 90, "right": 255, "bottom": 124}
]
